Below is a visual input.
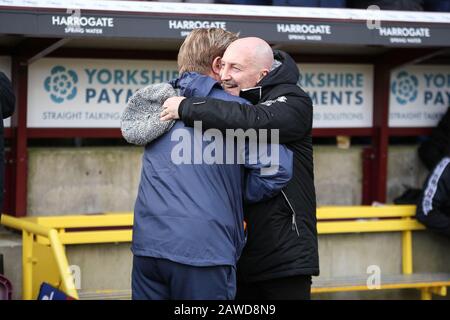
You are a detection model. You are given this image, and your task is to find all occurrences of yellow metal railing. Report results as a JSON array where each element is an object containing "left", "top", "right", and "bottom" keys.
[
  {"left": 316, "top": 205, "right": 424, "bottom": 274},
  {"left": 1, "top": 214, "right": 79, "bottom": 300},
  {"left": 0, "top": 205, "right": 430, "bottom": 299}
]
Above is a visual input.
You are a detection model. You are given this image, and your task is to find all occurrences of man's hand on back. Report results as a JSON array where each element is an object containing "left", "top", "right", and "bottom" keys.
[{"left": 160, "top": 96, "right": 186, "bottom": 121}]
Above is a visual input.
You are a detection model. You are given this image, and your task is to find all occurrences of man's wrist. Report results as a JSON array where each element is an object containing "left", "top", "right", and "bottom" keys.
[{"left": 178, "top": 97, "right": 188, "bottom": 119}]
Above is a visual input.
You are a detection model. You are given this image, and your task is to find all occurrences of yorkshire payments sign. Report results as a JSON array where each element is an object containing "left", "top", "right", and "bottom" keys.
[
  {"left": 27, "top": 58, "right": 178, "bottom": 127},
  {"left": 389, "top": 65, "right": 450, "bottom": 127},
  {"left": 28, "top": 60, "right": 374, "bottom": 128},
  {"left": 298, "top": 64, "right": 374, "bottom": 128}
]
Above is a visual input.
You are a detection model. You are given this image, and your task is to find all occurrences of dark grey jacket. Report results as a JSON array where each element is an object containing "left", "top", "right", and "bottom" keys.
[
  {"left": 178, "top": 51, "right": 319, "bottom": 281},
  {"left": 0, "top": 72, "right": 15, "bottom": 210},
  {"left": 416, "top": 157, "right": 450, "bottom": 237}
]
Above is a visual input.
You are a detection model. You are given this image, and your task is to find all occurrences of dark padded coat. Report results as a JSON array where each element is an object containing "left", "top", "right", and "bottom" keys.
[{"left": 178, "top": 50, "right": 319, "bottom": 281}]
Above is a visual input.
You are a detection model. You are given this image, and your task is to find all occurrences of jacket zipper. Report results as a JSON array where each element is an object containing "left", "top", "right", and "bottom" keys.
[{"left": 281, "top": 189, "right": 300, "bottom": 237}]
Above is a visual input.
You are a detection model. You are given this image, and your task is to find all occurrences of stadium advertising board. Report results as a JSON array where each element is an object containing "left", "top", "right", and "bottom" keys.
[
  {"left": 27, "top": 58, "right": 178, "bottom": 127},
  {"left": 298, "top": 64, "right": 374, "bottom": 128},
  {"left": 389, "top": 65, "right": 450, "bottom": 127}
]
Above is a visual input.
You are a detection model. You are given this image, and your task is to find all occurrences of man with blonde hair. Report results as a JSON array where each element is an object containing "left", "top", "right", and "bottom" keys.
[
  {"left": 122, "top": 28, "right": 293, "bottom": 300},
  {"left": 161, "top": 36, "right": 318, "bottom": 300},
  {"left": 177, "top": 27, "right": 236, "bottom": 75},
  {"left": 121, "top": 28, "right": 238, "bottom": 145}
]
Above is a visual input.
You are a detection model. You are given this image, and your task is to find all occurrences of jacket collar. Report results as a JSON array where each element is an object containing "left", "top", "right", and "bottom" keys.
[{"left": 239, "top": 86, "right": 262, "bottom": 105}]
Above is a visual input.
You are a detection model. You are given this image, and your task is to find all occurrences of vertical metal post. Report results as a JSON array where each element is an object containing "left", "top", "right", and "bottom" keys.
[
  {"left": 22, "top": 230, "right": 33, "bottom": 300},
  {"left": 402, "top": 228, "right": 413, "bottom": 275},
  {"left": 362, "top": 147, "right": 375, "bottom": 205},
  {"left": 11, "top": 57, "right": 28, "bottom": 217},
  {"left": 371, "top": 63, "right": 390, "bottom": 203},
  {"left": 420, "top": 288, "right": 432, "bottom": 300}
]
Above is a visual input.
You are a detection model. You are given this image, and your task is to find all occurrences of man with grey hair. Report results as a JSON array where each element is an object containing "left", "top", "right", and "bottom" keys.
[
  {"left": 122, "top": 29, "right": 293, "bottom": 300},
  {"left": 161, "top": 36, "right": 318, "bottom": 300}
]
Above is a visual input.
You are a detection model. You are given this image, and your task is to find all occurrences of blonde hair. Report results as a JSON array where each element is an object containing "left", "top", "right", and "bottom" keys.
[{"left": 178, "top": 28, "right": 239, "bottom": 75}]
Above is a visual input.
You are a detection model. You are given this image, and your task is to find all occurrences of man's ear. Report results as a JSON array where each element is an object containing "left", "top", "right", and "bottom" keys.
[
  {"left": 212, "top": 56, "right": 222, "bottom": 76},
  {"left": 258, "top": 69, "right": 269, "bottom": 82}
]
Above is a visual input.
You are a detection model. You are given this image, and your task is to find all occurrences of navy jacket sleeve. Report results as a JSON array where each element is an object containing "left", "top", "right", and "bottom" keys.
[
  {"left": 416, "top": 157, "right": 450, "bottom": 237},
  {"left": 0, "top": 72, "right": 15, "bottom": 119},
  {"left": 207, "top": 87, "right": 294, "bottom": 202},
  {"left": 243, "top": 144, "right": 293, "bottom": 204},
  {"left": 179, "top": 74, "right": 294, "bottom": 203},
  {"left": 208, "top": 87, "right": 250, "bottom": 104}
]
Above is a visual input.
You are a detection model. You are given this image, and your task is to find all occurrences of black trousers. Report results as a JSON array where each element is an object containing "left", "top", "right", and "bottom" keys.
[{"left": 236, "top": 275, "right": 312, "bottom": 300}]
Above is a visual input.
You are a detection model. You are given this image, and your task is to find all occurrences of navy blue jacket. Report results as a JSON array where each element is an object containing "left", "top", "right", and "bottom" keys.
[
  {"left": 178, "top": 51, "right": 319, "bottom": 280},
  {"left": 132, "top": 72, "right": 293, "bottom": 267}
]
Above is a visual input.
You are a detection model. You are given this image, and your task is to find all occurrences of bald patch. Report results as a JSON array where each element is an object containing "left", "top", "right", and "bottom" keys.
[
  {"left": 227, "top": 37, "right": 273, "bottom": 70},
  {"left": 252, "top": 43, "right": 274, "bottom": 70}
]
